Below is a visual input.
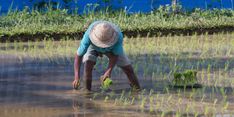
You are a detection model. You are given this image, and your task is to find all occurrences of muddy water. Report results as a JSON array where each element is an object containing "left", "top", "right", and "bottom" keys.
[
  {"left": 0, "top": 55, "right": 160, "bottom": 117},
  {"left": 1, "top": 39, "right": 234, "bottom": 116},
  {"left": 1, "top": 55, "right": 234, "bottom": 117}
]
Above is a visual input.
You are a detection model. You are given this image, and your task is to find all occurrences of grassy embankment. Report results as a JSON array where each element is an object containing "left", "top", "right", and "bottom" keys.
[{"left": 0, "top": 6, "right": 234, "bottom": 42}]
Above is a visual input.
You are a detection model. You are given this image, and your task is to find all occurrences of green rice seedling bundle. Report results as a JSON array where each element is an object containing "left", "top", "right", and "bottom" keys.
[
  {"left": 100, "top": 77, "right": 113, "bottom": 90},
  {"left": 173, "top": 70, "right": 198, "bottom": 86}
]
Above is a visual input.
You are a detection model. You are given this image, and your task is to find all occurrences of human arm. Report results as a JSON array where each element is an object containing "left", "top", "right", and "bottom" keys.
[
  {"left": 102, "top": 31, "right": 124, "bottom": 80},
  {"left": 73, "top": 54, "right": 83, "bottom": 89},
  {"left": 73, "top": 29, "right": 91, "bottom": 89},
  {"left": 102, "top": 53, "right": 118, "bottom": 80}
]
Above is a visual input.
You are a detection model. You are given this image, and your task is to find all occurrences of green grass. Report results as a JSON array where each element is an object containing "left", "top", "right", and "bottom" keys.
[{"left": 0, "top": 7, "right": 234, "bottom": 39}]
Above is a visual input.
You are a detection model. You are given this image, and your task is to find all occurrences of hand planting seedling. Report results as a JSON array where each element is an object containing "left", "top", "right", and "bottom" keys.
[
  {"left": 172, "top": 70, "right": 198, "bottom": 87},
  {"left": 73, "top": 79, "right": 80, "bottom": 90},
  {"left": 100, "top": 76, "right": 113, "bottom": 90}
]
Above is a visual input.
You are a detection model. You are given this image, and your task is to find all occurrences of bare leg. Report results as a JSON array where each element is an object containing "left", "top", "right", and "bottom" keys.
[
  {"left": 84, "top": 60, "right": 96, "bottom": 91},
  {"left": 121, "top": 65, "right": 141, "bottom": 89}
]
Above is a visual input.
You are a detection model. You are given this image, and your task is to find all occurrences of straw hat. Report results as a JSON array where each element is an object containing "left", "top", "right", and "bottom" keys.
[{"left": 89, "top": 21, "right": 119, "bottom": 48}]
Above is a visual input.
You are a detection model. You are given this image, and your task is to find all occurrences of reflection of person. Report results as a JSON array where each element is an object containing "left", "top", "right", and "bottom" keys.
[
  {"left": 73, "top": 20, "right": 140, "bottom": 91},
  {"left": 72, "top": 99, "right": 93, "bottom": 116}
]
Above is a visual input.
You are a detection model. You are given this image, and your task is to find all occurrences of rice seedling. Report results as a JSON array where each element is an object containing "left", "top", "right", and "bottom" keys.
[{"left": 1, "top": 32, "right": 234, "bottom": 116}]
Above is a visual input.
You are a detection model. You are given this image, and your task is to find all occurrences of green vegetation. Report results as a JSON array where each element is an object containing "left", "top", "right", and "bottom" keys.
[
  {"left": 102, "top": 78, "right": 113, "bottom": 89},
  {"left": 173, "top": 70, "right": 198, "bottom": 86},
  {"left": 1, "top": 3, "right": 234, "bottom": 116},
  {"left": 1, "top": 32, "right": 234, "bottom": 116},
  {"left": 0, "top": 6, "right": 234, "bottom": 40}
]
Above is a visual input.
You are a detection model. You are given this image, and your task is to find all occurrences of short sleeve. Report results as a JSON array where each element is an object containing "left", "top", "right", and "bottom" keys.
[
  {"left": 77, "top": 21, "right": 101, "bottom": 56},
  {"left": 77, "top": 31, "right": 91, "bottom": 56}
]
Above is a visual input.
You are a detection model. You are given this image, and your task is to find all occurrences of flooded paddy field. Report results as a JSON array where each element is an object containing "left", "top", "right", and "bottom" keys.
[{"left": 1, "top": 33, "right": 234, "bottom": 117}]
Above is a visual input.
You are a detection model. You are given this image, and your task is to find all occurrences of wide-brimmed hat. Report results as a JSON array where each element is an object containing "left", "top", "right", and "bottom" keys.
[{"left": 89, "top": 21, "right": 119, "bottom": 48}]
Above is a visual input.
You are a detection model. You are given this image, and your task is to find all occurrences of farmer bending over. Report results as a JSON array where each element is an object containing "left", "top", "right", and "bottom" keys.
[{"left": 73, "top": 20, "right": 140, "bottom": 91}]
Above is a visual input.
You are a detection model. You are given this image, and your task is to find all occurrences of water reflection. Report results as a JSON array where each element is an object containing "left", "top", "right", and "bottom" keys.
[{"left": 1, "top": 52, "right": 234, "bottom": 116}]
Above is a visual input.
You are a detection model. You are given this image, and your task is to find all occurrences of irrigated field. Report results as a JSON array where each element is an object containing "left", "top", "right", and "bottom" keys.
[{"left": 0, "top": 33, "right": 234, "bottom": 117}]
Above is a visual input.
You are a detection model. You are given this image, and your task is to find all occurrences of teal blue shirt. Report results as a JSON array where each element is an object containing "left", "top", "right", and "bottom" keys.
[{"left": 77, "top": 21, "right": 124, "bottom": 56}]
